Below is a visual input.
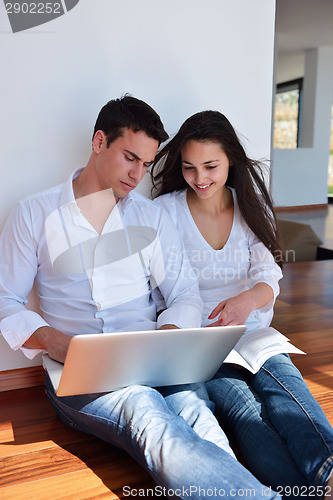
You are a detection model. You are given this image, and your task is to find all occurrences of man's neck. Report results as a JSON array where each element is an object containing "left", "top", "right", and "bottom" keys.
[{"left": 73, "top": 168, "right": 118, "bottom": 235}]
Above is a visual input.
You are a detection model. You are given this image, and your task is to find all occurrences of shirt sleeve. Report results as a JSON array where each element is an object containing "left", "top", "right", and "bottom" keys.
[
  {"left": 150, "top": 286, "right": 166, "bottom": 314},
  {"left": 0, "top": 202, "right": 49, "bottom": 358},
  {"left": 247, "top": 228, "right": 283, "bottom": 310},
  {"left": 150, "top": 208, "right": 203, "bottom": 329}
]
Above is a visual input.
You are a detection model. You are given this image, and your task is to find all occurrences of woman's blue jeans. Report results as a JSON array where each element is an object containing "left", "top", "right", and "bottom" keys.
[
  {"left": 206, "top": 354, "right": 333, "bottom": 498},
  {"left": 45, "top": 375, "right": 281, "bottom": 499}
]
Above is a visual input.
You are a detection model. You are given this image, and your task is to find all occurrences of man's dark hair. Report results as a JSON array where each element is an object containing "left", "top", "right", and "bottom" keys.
[{"left": 93, "top": 94, "right": 169, "bottom": 147}]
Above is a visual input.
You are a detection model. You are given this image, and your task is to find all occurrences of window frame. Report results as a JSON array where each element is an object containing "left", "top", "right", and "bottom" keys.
[{"left": 275, "top": 78, "right": 303, "bottom": 148}]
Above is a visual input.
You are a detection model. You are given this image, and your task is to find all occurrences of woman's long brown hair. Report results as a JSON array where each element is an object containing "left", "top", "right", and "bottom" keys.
[{"left": 151, "top": 110, "right": 283, "bottom": 268}]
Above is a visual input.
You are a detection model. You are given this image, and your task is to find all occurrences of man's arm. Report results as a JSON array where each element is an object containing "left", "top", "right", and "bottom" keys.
[
  {"left": 0, "top": 203, "right": 52, "bottom": 358},
  {"left": 150, "top": 209, "right": 203, "bottom": 329},
  {"left": 158, "top": 324, "right": 178, "bottom": 330}
]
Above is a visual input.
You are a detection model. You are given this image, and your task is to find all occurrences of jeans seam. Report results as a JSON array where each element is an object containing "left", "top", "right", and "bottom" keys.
[
  {"left": 261, "top": 365, "right": 333, "bottom": 458},
  {"left": 212, "top": 378, "right": 284, "bottom": 442}
]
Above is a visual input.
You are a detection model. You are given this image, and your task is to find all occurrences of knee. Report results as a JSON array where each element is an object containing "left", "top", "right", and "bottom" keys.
[
  {"left": 262, "top": 354, "right": 303, "bottom": 380},
  {"left": 206, "top": 378, "right": 263, "bottom": 424},
  {"left": 171, "top": 387, "right": 215, "bottom": 418},
  {"left": 206, "top": 377, "right": 249, "bottom": 407},
  {"left": 119, "top": 385, "right": 164, "bottom": 410},
  {"left": 122, "top": 384, "right": 159, "bottom": 398},
  {"left": 115, "top": 385, "right": 170, "bottom": 423}
]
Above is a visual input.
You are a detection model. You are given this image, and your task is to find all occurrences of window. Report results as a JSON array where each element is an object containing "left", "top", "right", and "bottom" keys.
[{"left": 273, "top": 78, "right": 303, "bottom": 149}]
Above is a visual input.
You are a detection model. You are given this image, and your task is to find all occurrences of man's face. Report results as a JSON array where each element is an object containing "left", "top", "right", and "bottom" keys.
[{"left": 93, "top": 128, "right": 159, "bottom": 200}]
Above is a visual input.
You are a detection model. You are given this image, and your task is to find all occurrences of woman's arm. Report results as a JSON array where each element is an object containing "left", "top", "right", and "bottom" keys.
[{"left": 208, "top": 283, "right": 274, "bottom": 326}]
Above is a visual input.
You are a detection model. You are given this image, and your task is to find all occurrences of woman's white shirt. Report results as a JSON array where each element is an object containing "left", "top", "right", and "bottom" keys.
[{"left": 153, "top": 189, "right": 283, "bottom": 332}]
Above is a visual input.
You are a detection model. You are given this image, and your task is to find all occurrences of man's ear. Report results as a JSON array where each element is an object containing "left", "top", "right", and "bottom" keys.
[{"left": 92, "top": 130, "right": 106, "bottom": 153}]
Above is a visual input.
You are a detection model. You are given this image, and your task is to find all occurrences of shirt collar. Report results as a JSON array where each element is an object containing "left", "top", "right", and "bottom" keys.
[
  {"left": 59, "top": 168, "right": 83, "bottom": 211},
  {"left": 118, "top": 191, "right": 134, "bottom": 214}
]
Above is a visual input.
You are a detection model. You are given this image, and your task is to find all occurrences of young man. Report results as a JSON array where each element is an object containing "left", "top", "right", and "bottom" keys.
[{"left": 0, "top": 96, "right": 280, "bottom": 499}]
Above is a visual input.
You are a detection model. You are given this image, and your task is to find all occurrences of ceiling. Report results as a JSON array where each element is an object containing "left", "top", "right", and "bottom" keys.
[{"left": 275, "top": 0, "right": 333, "bottom": 54}]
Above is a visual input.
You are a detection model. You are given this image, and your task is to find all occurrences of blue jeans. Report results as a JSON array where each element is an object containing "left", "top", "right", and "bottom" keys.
[
  {"left": 45, "top": 375, "right": 281, "bottom": 499},
  {"left": 206, "top": 354, "right": 333, "bottom": 499}
]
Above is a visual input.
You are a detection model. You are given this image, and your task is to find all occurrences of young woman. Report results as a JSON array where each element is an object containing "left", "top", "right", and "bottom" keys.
[{"left": 151, "top": 110, "right": 333, "bottom": 499}]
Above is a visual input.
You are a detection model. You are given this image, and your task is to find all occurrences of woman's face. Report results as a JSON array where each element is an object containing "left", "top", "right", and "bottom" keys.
[{"left": 181, "top": 140, "right": 230, "bottom": 199}]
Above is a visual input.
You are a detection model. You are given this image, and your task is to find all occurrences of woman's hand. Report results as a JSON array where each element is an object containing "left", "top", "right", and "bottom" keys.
[
  {"left": 207, "top": 283, "right": 274, "bottom": 327},
  {"left": 207, "top": 291, "right": 255, "bottom": 326}
]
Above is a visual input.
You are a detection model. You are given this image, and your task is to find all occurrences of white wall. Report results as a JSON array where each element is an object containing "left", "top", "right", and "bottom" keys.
[
  {"left": 275, "top": 52, "right": 305, "bottom": 85},
  {"left": 272, "top": 47, "right": 333, "bottom": 207},
  {"left": 0, "top": 0, "right": 276, "bottom": 370}
]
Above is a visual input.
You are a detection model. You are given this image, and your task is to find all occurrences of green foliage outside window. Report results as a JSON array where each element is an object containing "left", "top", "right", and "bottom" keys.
[{"left": 274, "top": 90, "right": 299, "bottom": 149}]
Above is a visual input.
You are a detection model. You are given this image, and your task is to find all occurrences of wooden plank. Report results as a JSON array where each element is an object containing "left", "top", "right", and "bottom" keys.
[
  {"left": 275, "top": 204, "right": 328, "bottom": 212},
  {"left": 0, "top": 447, "right": 85, "bottom": 487},
  {"left": 0, "top": 365, "right": 45, "bottom": 392},
  {"left": 0, "top": 384, "right": 156, "bottom": 496},
  {"left": 272, "top": 305, "right": 333, "bottom": 335},
  {"left": 0, "top": 470, "right": 119, "bottom": 500},
  {"left": 0, "top": 443, "right": 150, "bottom": 488},
  {"left": 0, "top": 435, "right": 155, "bottom": 492},
  {"left": 291, "top": 351, "right": 333, "bottom": 376},
  {"left": 286, "top": 330, "right": 333, "bottom": 356},
  {"left": 315, "top": 394, "right": 333, "bottom": 424},
  {"left": 0, "top": 472, "right": 160, "bottom": 500},
  {"left": 303, "top": 371, "right": 333, "bottom": 396}
]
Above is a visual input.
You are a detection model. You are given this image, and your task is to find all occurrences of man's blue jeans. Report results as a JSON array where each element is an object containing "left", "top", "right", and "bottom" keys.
[
  {"left": 206, "top": 354, "right": 333, "bottom": 498},
  {"left": 45, "top": 375, "right": 281, "bottom": 499}
]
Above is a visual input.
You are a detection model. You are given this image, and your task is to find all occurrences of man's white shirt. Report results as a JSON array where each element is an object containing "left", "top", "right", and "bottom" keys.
[{"left": 0, "top": 169, "right": 202, "bottom": 359}]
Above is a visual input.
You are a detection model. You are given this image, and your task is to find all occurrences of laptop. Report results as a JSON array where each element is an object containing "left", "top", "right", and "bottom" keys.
[{"left": 43, "top": 325, "right": 246, "bottom": 396}]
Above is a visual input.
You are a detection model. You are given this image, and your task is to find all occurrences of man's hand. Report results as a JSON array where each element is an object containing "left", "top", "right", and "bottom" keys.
[
  {"left": 158, "top": 324, "right": 179, "bottom": 330},
  {"left": 23, "top": 326, "right": 71, "bottom": 363}
]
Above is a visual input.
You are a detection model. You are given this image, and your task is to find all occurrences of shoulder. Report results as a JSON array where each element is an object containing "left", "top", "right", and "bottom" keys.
[
  {"left": 2, "top": 183, "right": 64, "bottom": 242},
  {"left": 19, "top": 183, "right": 63, "bottom": 207},
  {"left": 128, "top": 190, "right": 153, "bottom": 205},
  {"left": 153, "top": 190, "right": 186, "bottom": 218},
  {"left": 153, "top": 190, "right": 185, "bottom": 205},
  {"left": 127, "top": 191, "right": 161, "bottom": 215},
  {"left": 125, "top": 192, "right": 183, "bottom": 243},
  {"left": 125, "top": 191, "right": 169, "bottom": 229},
  {"left": 14, "top": 183, "right": 63, "bottom": 228}
]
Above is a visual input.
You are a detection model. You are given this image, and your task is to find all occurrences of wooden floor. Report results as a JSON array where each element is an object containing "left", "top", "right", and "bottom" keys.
[
  {"left": 1, "top": 260, "right": 333, "bottom": 499},
  {"left": 271, "top": 260, "right": 333, "bottom": 422}
]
